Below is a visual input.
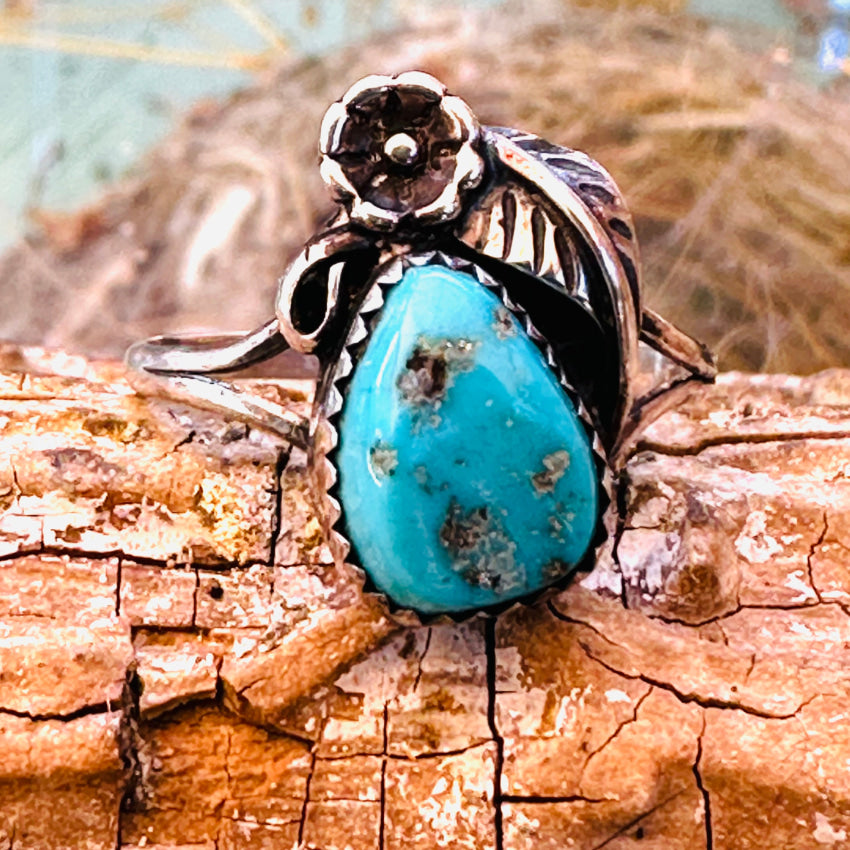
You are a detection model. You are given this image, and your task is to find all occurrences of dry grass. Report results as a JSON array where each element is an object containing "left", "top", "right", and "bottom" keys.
[{"left": 1, "top": 2, "right": 849, "bottom": 373}]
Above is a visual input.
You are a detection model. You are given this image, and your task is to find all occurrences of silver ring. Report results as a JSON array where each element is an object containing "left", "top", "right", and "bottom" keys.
[{"left": 127, "top": 71, "right": 715, "bottom": 618}]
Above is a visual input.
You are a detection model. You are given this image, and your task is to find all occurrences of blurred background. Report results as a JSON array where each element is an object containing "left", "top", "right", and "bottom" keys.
[{"left": 0, "top": 0, "right": 849, "bottom": 373}]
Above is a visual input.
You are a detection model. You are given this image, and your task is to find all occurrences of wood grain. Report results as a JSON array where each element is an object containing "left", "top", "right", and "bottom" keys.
[{"left": 2, "top": 354, "right": 850, "bottom": 849}]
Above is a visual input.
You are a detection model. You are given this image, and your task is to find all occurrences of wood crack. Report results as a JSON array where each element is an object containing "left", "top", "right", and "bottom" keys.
[
  {"left": 693, "top": 716, "right": 713, "bottom": 850},
  {"left": 297, "top": 748, "right": 317, "bottom": 847},
  {"left": 267, "top": 447, "right": 290, "bottom": 567},
  {"left": 501, "top": 793, "right": 609, "bottom": 804},
  {"left": 577, "top": 637, "right": 817, "bottom": 721},
  {"left": 637, "top": 429, "right": 850, "bottom": 457},
  {"left": 0, "top": 701, "right": 117, "bottom": 723},
  {"left": 485, "top": 617, "right": 504, "bottom": 850},
  {"left": 646, "top": 597, "right": 849, "bottom": 630},
  {"left": 412, "top": 627, "right": 432, "bottom": 694},
  {"left": 378, "top": 702, "right": 388, "bottom": 850},
  {"left": 589, "top": 789, "right": 687, "bottom": 850},
  {"left": 806, "top": 509, "right": 829, "bottom": 605},
  {"left": 578, "top": 687, "right": 652, "bottom": 795}
]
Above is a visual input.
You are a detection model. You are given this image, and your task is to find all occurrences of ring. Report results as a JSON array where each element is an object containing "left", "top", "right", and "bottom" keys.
[{"left": 127, "top": 71, "right": 715, "bottom": 618}]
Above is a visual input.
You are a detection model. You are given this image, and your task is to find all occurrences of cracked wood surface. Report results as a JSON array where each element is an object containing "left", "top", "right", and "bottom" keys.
[{"left": 2, "top": 354, "right": 850, "bottom": 848}]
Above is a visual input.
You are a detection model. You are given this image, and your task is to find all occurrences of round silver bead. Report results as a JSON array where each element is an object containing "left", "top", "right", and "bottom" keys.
[{"left": 384, "top": 132, "right": 419, "bottom": 166}]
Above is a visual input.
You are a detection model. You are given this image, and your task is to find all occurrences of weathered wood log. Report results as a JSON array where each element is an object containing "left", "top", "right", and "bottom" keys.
[{"left": 2, "top": 351, "right": 850, "bottom": 849}]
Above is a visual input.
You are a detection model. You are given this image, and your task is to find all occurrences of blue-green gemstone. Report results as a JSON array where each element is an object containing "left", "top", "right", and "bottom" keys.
[{"left": 337, "top": 262, "right": 599, "bottom": 614}]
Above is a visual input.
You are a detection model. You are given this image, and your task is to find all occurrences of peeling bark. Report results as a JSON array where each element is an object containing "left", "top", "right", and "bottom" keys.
[{"left": 2, "top": 359, "right": 850, "bottom": 848}]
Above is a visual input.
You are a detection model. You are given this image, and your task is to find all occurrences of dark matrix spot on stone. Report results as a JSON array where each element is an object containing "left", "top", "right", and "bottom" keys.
[
  {"left": 401, "top": 346, "right": 447, "bottom": 403},
  {"left": 396, "top": 336, "right": 477, "bottom": 410},
  {"left": 440, "top": 500, "right": 490, "bottom": 551},
  {"left": 531, "top": 449, "right": 571, "bottom": 494},
  {"left": 439, "top": 499, "right": 523, "bottom": 593},
  {"left": 369, "top": 442, "right": 398, "bottom": 479},
  {"left": 542, "top": 558, "right": 571, "bottom": 582},
  {"left": 492, "top": 306, "right": 517, "bottom": 340}
]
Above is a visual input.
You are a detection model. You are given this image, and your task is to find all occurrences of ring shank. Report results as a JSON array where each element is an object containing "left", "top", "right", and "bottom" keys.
[
  {"left": 125, "top": 321, "right": 309, "bottom": 446},
  {"left": 640, "top": 308, "right": 716, "bottom": 380}
]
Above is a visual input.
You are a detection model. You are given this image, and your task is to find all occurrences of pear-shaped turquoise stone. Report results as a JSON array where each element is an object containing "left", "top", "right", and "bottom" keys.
[{"left": 337, "top": 263, "right": 599, "bottom": 614}]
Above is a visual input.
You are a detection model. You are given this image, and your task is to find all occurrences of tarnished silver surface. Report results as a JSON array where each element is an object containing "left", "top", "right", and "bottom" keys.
[{"left": 126, "top": 70, "right": 715, "bottom": 466}]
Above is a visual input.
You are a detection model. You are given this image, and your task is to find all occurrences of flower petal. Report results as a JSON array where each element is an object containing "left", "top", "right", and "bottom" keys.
[
  {"left": 342, "top": 74, "right": 395, "bottom": 109},
  {"left": 441, "top": 95, "right": 481, "bottom": 143},
  {"left": 393, "top": 70, "right": 446, "bottom": 101},
  {"left": 319, "top": 101, "right": 349, "bottom": 157},
  {"left": 349, "top": 198, "right": 403, "bottom": 230},
  {"left": 320, "top": 157, "right": 357, "bottom": 201}
]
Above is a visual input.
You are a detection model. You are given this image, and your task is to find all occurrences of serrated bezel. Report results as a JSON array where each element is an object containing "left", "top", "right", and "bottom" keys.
[{"left": 312, "top": 249, "right": 615, "bottom": 624}]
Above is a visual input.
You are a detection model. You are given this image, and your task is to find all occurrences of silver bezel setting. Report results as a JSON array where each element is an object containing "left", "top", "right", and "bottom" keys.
[{"left": 312, "top": 250, "right": 616, "bottom": 620}]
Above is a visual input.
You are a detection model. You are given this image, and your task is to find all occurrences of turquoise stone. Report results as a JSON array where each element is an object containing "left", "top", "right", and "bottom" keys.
[{"left": 337, "top": 263, "right": 599, "bottom": 614}]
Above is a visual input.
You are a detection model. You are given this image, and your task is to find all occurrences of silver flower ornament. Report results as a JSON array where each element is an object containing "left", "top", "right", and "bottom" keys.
[{"left": 319, "top": 71, "right": 485, "bottom": 230}]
